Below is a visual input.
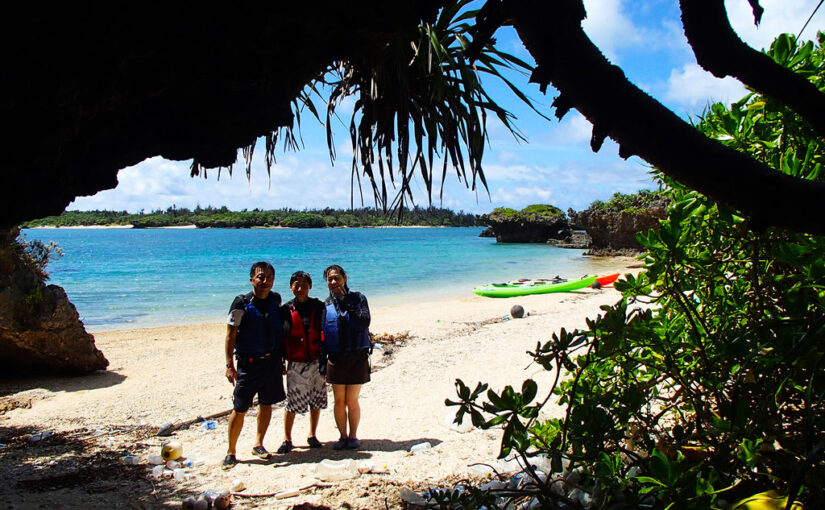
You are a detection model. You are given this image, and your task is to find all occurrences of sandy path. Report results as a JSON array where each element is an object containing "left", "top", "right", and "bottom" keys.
[{"left": 1, "top": 263, "right": 637, "bottom": 508}]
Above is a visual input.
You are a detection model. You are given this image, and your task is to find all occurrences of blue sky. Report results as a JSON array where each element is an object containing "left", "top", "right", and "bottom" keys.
[{"left": 69, "top": 0, "right": 824, "bottom": 215}]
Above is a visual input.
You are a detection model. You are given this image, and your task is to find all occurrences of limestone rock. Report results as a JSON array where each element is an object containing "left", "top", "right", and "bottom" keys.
[
  {"left": 568, "top": 193, "right": 668, "bottom": 255},
  {"left": 546, "top": 230, "right": 590, "bottom": 249},
  {"left": 481, "top": 205, "right": 571, "bottom": 243},
  {"left": 0, "top": 229, "right": 108, "bottom": 374}
]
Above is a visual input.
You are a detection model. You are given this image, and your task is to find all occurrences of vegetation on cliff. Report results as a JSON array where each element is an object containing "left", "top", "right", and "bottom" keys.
[
  {"left": 22, "top": 206, "right": 484, "bottom": 229},
  {"left": 489, "top": 204, "right": 564, "bottom": 219},
  {"left": 482, "top": 204, "right": 570, "bottom": 243},
  {"left": 568, "top": 191, "right": 669, "bottom": 254},
  {"left": 584, "top": 190, "right": 668, "bottom": 215},
  {"left": 449, "top": 33, "right": 825, "bottom": 509},
  {"left": 0, "top": 230, "right": 107, "bottom": 373}
]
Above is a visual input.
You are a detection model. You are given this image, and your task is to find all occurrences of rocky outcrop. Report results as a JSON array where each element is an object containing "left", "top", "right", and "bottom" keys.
[
  {"left": 568, "top": 194, "right": 668, "bottom": 255},
  {"left": 482, "top": 205, "right": 571, "bottom": 243},
  {"left": 546, "top": 230, "right": 590, "bottom": 249},
  {"left": 0, "top": 228, "right": 108, "bottom": 374}
]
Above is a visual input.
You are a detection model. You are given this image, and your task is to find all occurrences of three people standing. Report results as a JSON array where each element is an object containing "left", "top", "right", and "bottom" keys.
[{"left": 223, "top": 263, "right": 371, "bottom": 467}]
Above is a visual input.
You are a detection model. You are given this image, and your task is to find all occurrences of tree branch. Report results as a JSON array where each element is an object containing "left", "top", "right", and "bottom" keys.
[
  {"left": 680, "top": 0, "right": 825, "bottom": 139},
  {"left": 510, "top": 0, "right": 825, "bottom": 235}
]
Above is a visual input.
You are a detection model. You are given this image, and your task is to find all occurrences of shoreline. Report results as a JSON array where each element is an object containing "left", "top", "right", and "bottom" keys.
[
  {"left": 0, "top": 287, "right": 632, "bottom": 508},
  {"left": 82, "top": 254, "right": 639, "bottom": 333},
  {"left": 25, "top": 224, "right": 470, "bottom": 230},
  {"left": 0, "top": 281, "right": 636, "bottom": 508}
]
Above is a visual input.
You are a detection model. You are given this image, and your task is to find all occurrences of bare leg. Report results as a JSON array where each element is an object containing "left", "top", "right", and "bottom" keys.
[
  {"left": 283, "top": 410, "right": 295, "bottom": 442},
  {"left": 345, "top": 384, "right": 362, "bottom": 439},
  {"left": 227, "top": 410, "right": 245, "bottom": 455},
  {"left": 332, "top": 384, "right": 348, "bottom": 438},
  {"left": 309, "top": 408, "right": 321, "bottom": 438},
  {"left": 254, "top": 405, "right": 272, "bottom": 448}
]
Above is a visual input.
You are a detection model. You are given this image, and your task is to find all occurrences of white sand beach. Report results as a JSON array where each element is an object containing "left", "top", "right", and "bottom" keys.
[{"left": 0, "top": 260, "right": 639, "bottom": 508}]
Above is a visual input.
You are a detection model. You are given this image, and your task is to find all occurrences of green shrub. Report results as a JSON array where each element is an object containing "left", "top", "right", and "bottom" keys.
[
  {"left": 521, "top": 204, "right": 563, "bottom": 216},
  {"left": 491, "top": 207, "right": 519, "bottom": 217},
  {"left": 448, "top": 32, "right": 825, "bottom": 509},
  {"left": 282, "top": 213, "right": 326, "bottom": 228},
  {"left": 587, "top": 190, "right": 666, "bottom": 214}
]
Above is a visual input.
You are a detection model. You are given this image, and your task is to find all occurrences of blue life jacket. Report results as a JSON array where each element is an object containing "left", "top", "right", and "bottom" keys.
[
  {"left": 236, "top": 293, "right": 283, "bottom": 355},
  {"left": 323, "top": 301, "right": 370, "bottom": 353}
]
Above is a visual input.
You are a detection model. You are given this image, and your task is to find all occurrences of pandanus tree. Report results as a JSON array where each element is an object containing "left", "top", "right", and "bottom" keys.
[{"left": 240, "top": 0, "right": 825, "bottom": 233}]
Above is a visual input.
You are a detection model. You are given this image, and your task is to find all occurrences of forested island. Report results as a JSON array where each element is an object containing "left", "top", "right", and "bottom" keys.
[{"left": 22, "top": 206, "right": 484, "bottom": 229}]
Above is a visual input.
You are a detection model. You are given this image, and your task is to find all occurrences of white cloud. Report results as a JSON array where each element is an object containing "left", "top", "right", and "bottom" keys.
[
  {"left": 69, "top": 155, "right": 356, "bottom": 212},
  {"left": 475, "top": 155, "right": 655, "bottom": 212},
  {"left": 582, "top": 0, "right": 644, "bottom": 61},
  {"left": 68, "top": 144, "right": 656, "bottom": 216},
  {"left": 726, "top": 0, "right": 824, "bottom": 50},
  {"left": 496, "top": 150, "right": 523, "bottom": 164},
  {"left": 547, "top": 112, "right": 593, "bottom": 145},
  {"left": 664, "top": 63, "right": 748, "bottom": 109},
  {"left": 480, "top": 163, "right": 558, "bottom": 183}
]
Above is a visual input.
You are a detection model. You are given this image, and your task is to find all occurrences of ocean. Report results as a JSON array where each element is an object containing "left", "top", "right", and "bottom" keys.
[{"left": 21, "top": 227, "right": 618, "bottom": 331}]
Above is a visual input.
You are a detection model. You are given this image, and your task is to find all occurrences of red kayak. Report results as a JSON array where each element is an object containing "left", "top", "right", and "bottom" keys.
[{"left": 594, "top": 273, "right": 619, "bottom": 287}]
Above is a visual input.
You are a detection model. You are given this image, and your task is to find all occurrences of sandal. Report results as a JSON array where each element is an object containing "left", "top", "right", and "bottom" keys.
[
  {"left": 276, "top": 440, "right": 293, "bottom": 454},
  {"left": 307, "top": 436, "right": 322, "bottom": 449},
  {"left": 345, "top": 437, "right": 361, "bottom": 450},
  {"left": 222, "top": 454, "right": 237, "bottom": 470},
  {"left": 332, "top": 437, "right": 348, "bottom": 450},
  {"left": 251, "top": 445, "right": 272, "bottom": 460}
]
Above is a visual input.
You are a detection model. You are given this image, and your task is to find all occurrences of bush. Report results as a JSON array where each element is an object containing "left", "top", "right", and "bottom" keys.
[
  {"left": 521, "top": 204, "right": 563, "bottom": 216},
  {"left": 587, "top": 190, "right": 667, "bottom": 214},
  {"left": 448, "top": 32, "right": 825, "bottom": 509},
  {"left": 281, "top": 213, "right": 326, "bottom": 228}
]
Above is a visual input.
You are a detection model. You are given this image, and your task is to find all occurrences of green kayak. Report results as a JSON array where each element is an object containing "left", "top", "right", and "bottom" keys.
[{"left": 473, "top": 275, "right": 598, "bottom": 298}]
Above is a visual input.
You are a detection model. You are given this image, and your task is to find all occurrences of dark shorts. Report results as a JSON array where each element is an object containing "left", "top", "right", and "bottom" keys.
[
  {"left": 233, "top": 354, "right": 285, "bottom": 413},
  {"left": 326, "top": 350, "right": 370, "bottom": 385}
]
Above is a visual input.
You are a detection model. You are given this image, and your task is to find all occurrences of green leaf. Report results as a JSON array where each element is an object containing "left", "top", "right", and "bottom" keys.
[
  {"left": 522, "top": 379, "right": 538, "bottom": 405},
  {"left": 634, "top": 476, "right": 667, "bottom": 487},
  {"left": 650, "top": 448, "right": 671, "bottom": 485}
]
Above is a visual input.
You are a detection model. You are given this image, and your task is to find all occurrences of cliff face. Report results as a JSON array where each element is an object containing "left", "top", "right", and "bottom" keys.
[
  {"left": 568, "top": 198, "right": 668, "bottom": 255},
  {"left": 483, "top": 205, "right": 571, "bottom": 243},
  {"left": 0, "top": 229, "right": 108, "bottom": 374}
]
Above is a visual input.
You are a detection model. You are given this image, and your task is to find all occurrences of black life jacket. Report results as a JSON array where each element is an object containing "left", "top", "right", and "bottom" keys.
[{"left": 235, "top": 293, "right": 283, "bottom": 355}]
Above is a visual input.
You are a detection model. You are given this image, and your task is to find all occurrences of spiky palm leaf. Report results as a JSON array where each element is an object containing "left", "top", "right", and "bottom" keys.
[
  {"left": 321, "top": 0, "right": 542, "bottom": 212},
  {"left": 228, "top": 0, "right": 539, "bottom": 213}
]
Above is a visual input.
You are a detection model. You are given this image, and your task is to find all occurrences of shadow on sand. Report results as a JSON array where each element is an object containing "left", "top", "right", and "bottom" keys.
[
  {"left": 257, "top": 437, "right": 444, "bottom": 468},
  {"left": 0, "top": 369, "right": 127, "bottom": 396}
]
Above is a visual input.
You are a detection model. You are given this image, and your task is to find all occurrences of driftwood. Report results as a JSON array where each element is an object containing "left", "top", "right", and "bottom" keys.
[
  {"left": 156, "top": 408, "right": 234, "bottom": 436},
  {"left": 232, "top": 482, "right": 333, "bottom": 499}
]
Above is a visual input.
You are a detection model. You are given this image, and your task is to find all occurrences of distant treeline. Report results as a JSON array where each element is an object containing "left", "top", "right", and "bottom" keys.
[{"left": 23, "top": 206, "right": 485, "bottom": 228}]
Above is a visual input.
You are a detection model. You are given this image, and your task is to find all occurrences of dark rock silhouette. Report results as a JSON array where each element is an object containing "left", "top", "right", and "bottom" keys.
[{"left": 0, "top": 2, "right": 443, "bottom": 229}]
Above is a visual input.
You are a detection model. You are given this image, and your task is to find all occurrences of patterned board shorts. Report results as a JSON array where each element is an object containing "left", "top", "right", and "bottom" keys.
[{"left": 285, "top": 360, "right": 328, "bottom": 414}]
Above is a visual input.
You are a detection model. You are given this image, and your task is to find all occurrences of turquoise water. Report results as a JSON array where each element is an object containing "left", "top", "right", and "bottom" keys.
[{"left": 22, "top": 227, "right": 611, "bottom": 331}]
